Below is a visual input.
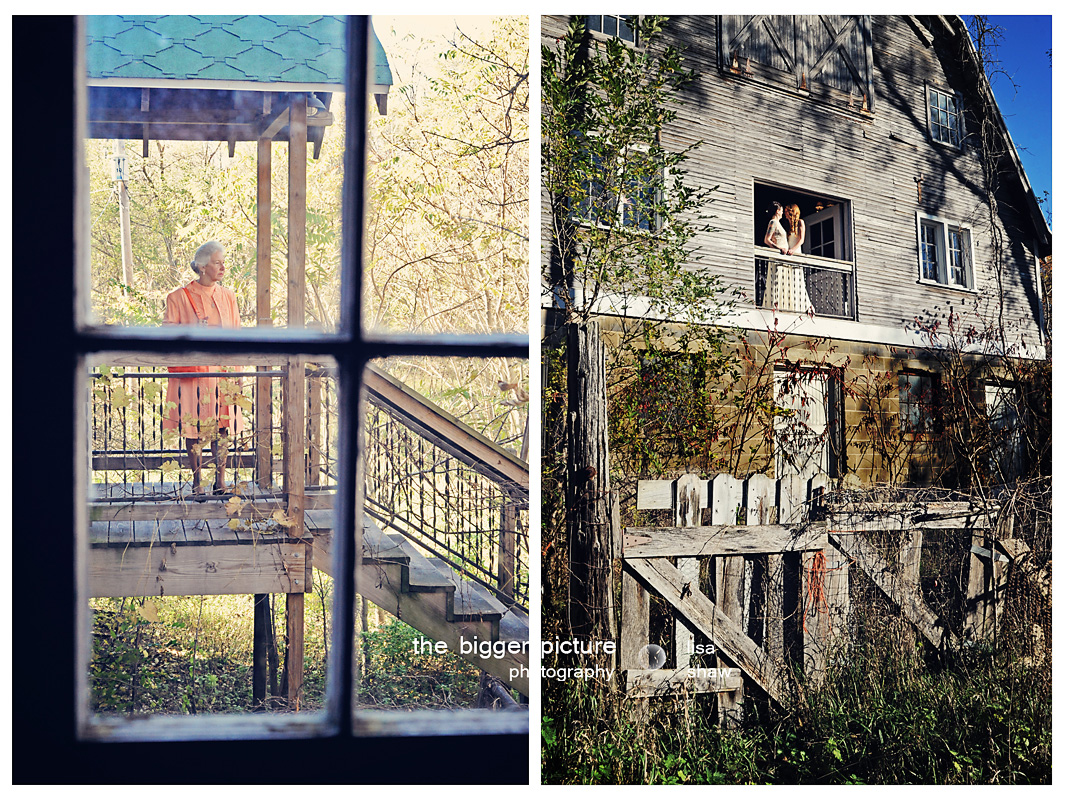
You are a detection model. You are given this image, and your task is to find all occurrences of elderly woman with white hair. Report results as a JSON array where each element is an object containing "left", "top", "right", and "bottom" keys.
[{"left": 162, "top": 240, "right": 244, "bottom": 495}]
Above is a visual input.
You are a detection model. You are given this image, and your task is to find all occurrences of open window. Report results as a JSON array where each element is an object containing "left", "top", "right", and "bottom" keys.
[{"left": 753, "top": 182, "right": 855, "bottom": 319}]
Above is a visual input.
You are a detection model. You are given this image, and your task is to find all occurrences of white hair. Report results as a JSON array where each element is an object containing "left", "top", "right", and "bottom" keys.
[{"left": 190, "top": 240, "right": 224, "bottom": 273}]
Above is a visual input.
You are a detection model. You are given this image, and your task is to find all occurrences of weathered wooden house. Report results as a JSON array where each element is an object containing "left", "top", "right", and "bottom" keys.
[{"left": 542, "top": 14, "right": 1050, "bottom": 488}]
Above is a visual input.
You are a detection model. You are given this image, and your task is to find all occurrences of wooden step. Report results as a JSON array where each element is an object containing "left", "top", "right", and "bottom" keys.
[
  {"left": 392, "top": 539, "right": 457, "bottom": 593},
  {"left": 427, "top": 557, "right": 507, "bottom": 621},
  {"left": 499, "top": 607, "right": 529, "bottom": 643},
  {"left": 362, "top": 522, "right": 408, "bottom": 565}
]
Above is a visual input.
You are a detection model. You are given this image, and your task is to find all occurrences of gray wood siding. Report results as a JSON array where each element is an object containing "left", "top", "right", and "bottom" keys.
[{"left": 541, "top": 15, "right": 1045, "bottom": 349}]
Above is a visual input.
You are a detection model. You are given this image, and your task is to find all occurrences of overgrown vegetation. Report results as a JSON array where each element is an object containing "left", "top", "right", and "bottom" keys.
[
  {"left": 89, "top": 576, "right": 480, "bottom": 715},
  {"left": 542, "top": 645, "right": 1051, "bottom": 784}
]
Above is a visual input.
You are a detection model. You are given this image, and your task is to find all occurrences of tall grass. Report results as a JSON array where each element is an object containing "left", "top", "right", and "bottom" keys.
[
  {"left": 89, "top": 571, "right": 480, "bottom": 714},
  {"left": 541, "top": 644, "right": 1051, "bottom": 784}
]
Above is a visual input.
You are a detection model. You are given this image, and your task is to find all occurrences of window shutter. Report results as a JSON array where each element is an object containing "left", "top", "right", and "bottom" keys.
[
  {"left": 721, "top": 15, "right": 873, "bottom": 107},
  {"left": 720, "top": 15, "right": 798, "bottom": 80},
  {"left": 804, "top": 15, "right": 873, "bottom": 103}
]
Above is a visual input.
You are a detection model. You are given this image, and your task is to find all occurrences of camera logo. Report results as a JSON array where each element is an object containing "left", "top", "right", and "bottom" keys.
[{"left": 638, "top": 643, "right": 667, "bottom": 670}]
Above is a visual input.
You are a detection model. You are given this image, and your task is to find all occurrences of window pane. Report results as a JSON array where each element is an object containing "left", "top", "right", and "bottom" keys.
[
  {"left": 356, "top": 358, "right": 530, "bottom": 713},
  {"left": 586, "top": 15, "right": 602, "bottom": 33},
  {"left": 921, "top": 222, "right": 940, "bottom": 281},
  {"left": 364, "top": 17, "right": 529, "bottom": 336},
  {"left": 83, "top": 351, "right": 340, "bottom": 728},
  {"left": 619, "top": 16, "right": 635, "bottom": 43},
  {"left": 604, "top": 16, "right": 618, "bottom": 37},
  {"left": 83, "top": 16, "right": 351, "bottom": 332}
]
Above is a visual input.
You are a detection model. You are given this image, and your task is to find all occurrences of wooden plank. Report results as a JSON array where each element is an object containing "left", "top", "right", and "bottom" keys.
[
  {"left": 824, "top": 543, "right": 850, "bottom": 647},
  {"left": 88, "top": 542, "right": 305, "bottom": 597},
  {"left": 256, "top": 136, "right": 273, "bottom": 489},
  {"left": 712, "top": 473, "right": 745, "bottom": 725},
  {"left": 626, "top": 558, "right": 786, "bottom": 706},
  {"left": 900, "top": 528, "right": 923, "bottom": 588},
  {"left": 829, "top": 511, "right": 992, "bottom": 532},
  {"left": 746, "top": 473, "right": 777, "bottom": 525},
  {"left": 626, "top": 667, "right": 742, "bottom": 698},
  {"left": 637, "top": 478, "right": 709, "bottom": 510},
  {"left": 636, "top": 479, "right": 674, "bottom": 510},
  {"left": 624, "top": 522, "right": 827, "bottom": 557},
  {"left": 830, "top": 532, "right": 947, "bottom": 649},
  {"left": 675, "top": 474, "right": 701, "bottom": 670},
  {"left": 802, "top": 550, "right": 828, "bottom": 680}
]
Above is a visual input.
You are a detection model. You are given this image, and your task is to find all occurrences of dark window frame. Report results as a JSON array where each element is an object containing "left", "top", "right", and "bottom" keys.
[{"left": 12, "top": 15, "right": 528, "bottom": 783}]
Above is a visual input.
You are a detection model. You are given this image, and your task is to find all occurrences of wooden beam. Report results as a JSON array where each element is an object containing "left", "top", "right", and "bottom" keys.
[
  {"left": 284, "top": 94, "right": 308, "bottom": 713},
  {"left": 830, "top": 532, "right": 948, "bottom": 649},
  {"left": 626, "top": 667, "right": 742, "bottom": 698},
  {"left": 626, "top": 557, "right": 786, "bottom": 705},
  {"left": 88, "top": 542, "right": 306, "bottom": 597},
  {"left": 624, "top": 522, "right": 827, "bottom": 558},
  {"left": 89, "top": 491, "right": 333, "bottom": 523}
]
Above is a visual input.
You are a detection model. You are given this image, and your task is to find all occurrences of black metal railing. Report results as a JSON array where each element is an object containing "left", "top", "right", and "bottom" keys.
[
  {"left": 363, "top": 404, "right": 529, "bottom": 609},
  {"left": 755, "top": 253, "right": 855, "bottom": 319}
]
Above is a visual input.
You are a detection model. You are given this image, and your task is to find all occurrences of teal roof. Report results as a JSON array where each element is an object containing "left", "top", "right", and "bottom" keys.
[{"left": 87, "top": 15, "right": 392, "bottom": 88}]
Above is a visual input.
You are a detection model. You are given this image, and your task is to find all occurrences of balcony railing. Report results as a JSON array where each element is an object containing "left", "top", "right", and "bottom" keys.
[{"left": 754, "top": 251, "right": 855, "bottom": 320}]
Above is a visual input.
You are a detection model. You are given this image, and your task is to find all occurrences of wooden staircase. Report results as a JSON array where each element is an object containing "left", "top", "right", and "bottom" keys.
[{"left": 305, "top": 511, "right": 529, "bottom": 696}]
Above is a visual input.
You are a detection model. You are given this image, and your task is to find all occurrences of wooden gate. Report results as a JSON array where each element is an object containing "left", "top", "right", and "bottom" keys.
[{"left": 620, "top": 473, "right": 1016, "bottom": 722}]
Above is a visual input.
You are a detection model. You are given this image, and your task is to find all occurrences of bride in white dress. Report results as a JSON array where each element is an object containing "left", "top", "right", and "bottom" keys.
[{"left": 762, "top": 202, "right": 813, "bottom": 313}]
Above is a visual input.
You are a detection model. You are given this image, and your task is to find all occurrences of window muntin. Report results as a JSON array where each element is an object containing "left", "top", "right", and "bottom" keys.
[
  {"left": 586, "top": 15, "right": 636, "bottom": 43},
  {"left": 928, "top": 87, "right": 963, "bottom": 146},
  {"left": 917, "top": 214, "right": 973, "bottom": 289},
  {"left": 73, "top": 15, "right": 529, "bottom": 744}
]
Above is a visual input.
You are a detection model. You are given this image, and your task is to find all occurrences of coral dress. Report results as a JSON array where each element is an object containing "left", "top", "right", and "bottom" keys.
[{"left": 162, "top": 281, "right": 244, "bottom": 439}]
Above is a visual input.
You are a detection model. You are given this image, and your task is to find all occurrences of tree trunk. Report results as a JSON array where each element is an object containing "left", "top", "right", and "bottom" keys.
[{"left": 566, "top": 321, "right": 617, "bottom": 650}]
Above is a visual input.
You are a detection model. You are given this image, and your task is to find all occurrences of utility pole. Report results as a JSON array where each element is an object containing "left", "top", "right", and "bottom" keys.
[{"left": 111, "top": 140, "right": 134, "bottom": 293}]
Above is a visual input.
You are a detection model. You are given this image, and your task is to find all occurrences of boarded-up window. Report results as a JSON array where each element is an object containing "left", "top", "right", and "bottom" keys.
[{"left": 719, "top": 15, "right": 873, "bottom": 110}]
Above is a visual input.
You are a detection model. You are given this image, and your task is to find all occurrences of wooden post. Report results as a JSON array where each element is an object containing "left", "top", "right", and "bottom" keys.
[
  {"left": 712, "top": 473, "right": 744, "bottom": 726},
  {"left": 963, "top": 533, "right": 988, "bottom": 641},
  {"left": 284, "top": 94, "right": 308, "bottom": 710},
  {"left": 620, "top": 563, "right": 651, "bottom": 724},
  {"left": 253, "top": 593, "right": 269, "bottom": 707},
  {"left": 674, "top": 474, "right": 701, "bottom": 670},
  {"left": 497, "top": 502, "right": 517, "bottom": 605},
  {"left": 252, "top": 135, "right": 273, "bottom": 708},
  {"left": 306, "top": 367, "right": 322, "bottom": 486},
  {"left": 566, "top": 321, "right": 615, "bottom": 645},
  {"left": 255, "top": 135, "right": 273, "bottom": 489}
]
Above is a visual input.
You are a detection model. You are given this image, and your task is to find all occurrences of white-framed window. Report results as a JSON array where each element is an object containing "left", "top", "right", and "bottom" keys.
[
  {"left": 927, "top": 86, "right": 964, "bottom": 146},
  {"left": 985, "top": 382, "right": 1025, "bottom": 482},
  {"left": 576, "top": 140, "right": 660, "bottom": 232},
  {"left": 586, "top": 14, "right": 637, "bottom": 44},
  {"left": 917, "top": 214, "right": 974, "bottom": 289}
]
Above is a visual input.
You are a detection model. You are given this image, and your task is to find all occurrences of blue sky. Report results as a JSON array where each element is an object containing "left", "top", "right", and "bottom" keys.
[{"left": 966, "top": 15, "right": 1052, "bottom": 220}]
